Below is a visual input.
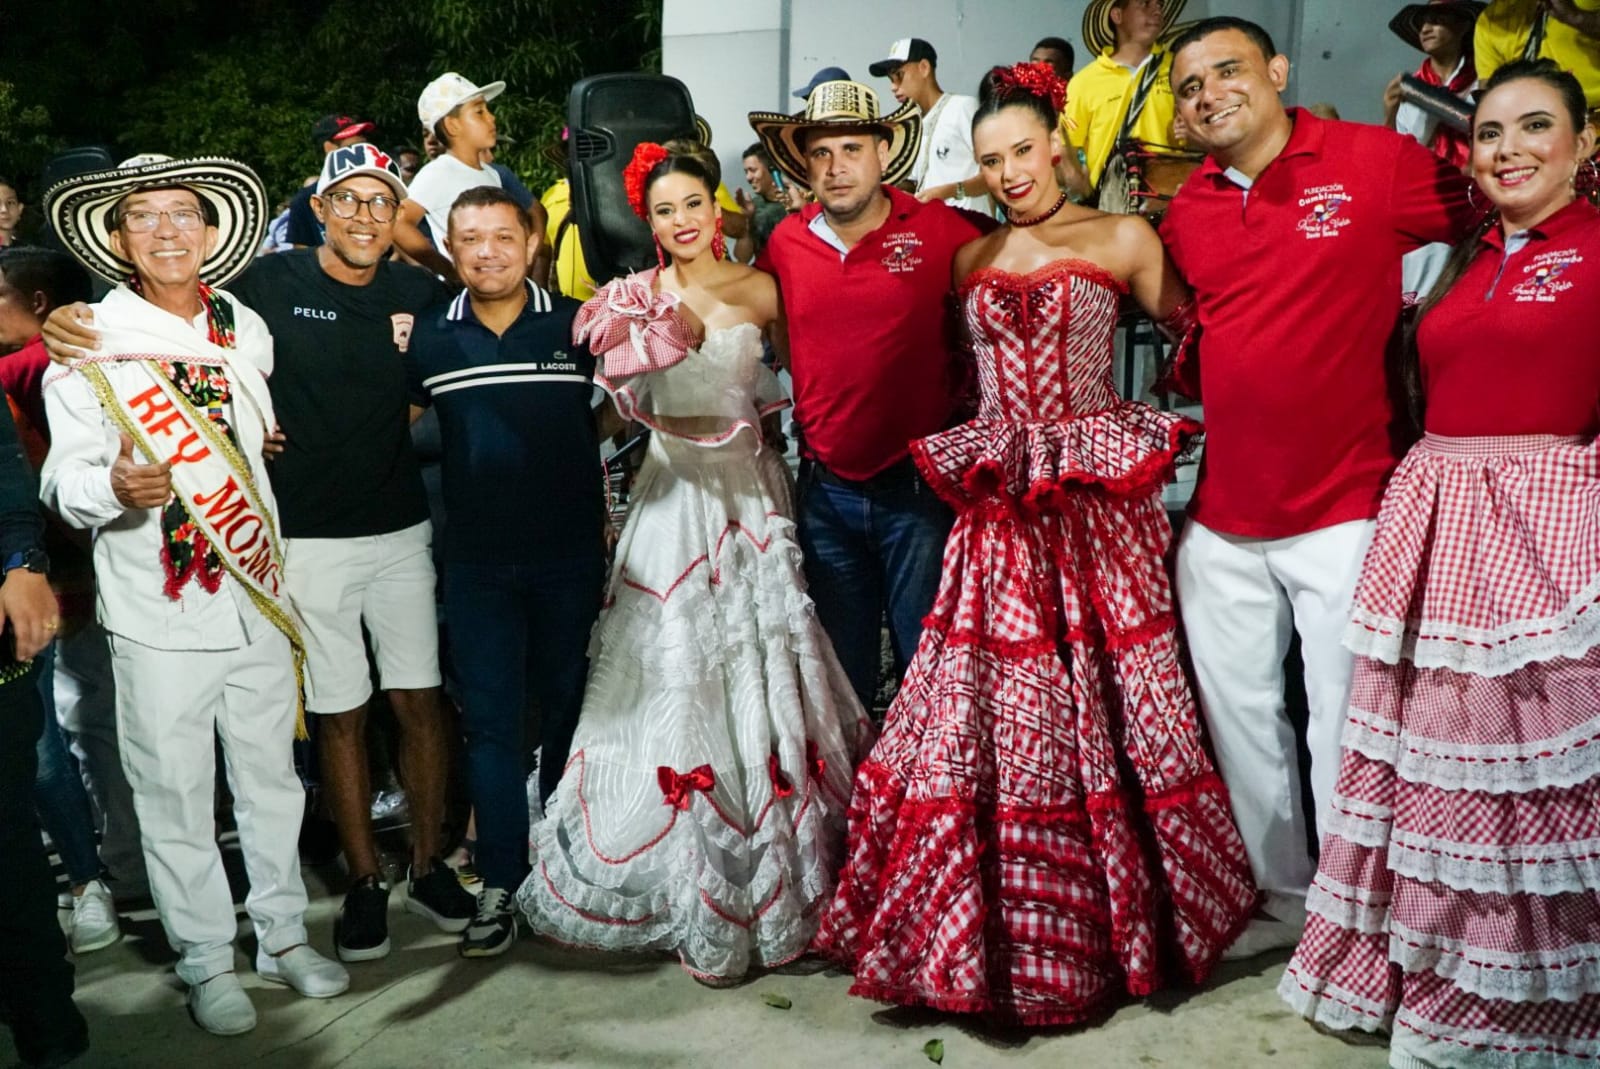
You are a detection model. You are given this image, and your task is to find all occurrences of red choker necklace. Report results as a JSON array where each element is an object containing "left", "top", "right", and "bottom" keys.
[{"left": 1007, "top": 191, "right": 1069, "bottom": 228}]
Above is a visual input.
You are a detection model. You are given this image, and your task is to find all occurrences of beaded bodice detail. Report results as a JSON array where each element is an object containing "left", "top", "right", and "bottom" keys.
[{"left": 960, "top": 260, "right": 1129, "bottom": 422}]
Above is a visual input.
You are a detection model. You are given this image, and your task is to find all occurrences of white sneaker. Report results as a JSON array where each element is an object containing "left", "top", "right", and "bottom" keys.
[
  {"left": 69, "top": 879, "right": 122, "bottom": 954},
  {"left": 187, "top": 973, "right": 257, "bottom": 1035},
  {"left": 256, "top": 945, "right": 350, "bottom": 998},
  {"left": 1222, "top": 892, "right": 1308, "bottom": 961}
]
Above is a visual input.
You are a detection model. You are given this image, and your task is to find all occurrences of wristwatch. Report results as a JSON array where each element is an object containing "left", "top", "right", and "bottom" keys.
[{"left": 2, "top": 548, "right": 49, "bottom": 577}]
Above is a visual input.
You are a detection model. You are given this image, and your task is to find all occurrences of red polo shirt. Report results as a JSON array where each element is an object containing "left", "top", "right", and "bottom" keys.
[
  {"left": 760, "top": 186, "right": 986, "bottom": 480},
  {"left": 1161, "top": 109, "right": 1475, "bottom": 538},
  {"left": 1420, "top": 199, "right": 1600, "bottom": 437}
]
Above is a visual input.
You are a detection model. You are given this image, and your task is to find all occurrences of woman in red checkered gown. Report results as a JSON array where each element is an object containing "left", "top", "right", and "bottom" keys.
[
  {"left": 811, "top": 64, "right": 1258, "bottom": 1025},
  {"left": 1278, "top": 61, "right": 1600, "bottom": 1066}
]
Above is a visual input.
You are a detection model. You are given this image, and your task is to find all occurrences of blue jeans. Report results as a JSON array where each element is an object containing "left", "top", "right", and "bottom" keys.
[
  {"left": 796, "top": 457, "right": 953, "bottom": 710},
  {"left": 31, "top": 645, "right": 102, "bottom": 888},
  {"left": 444, "top": 555, "right": 605, "bottom": 892}
]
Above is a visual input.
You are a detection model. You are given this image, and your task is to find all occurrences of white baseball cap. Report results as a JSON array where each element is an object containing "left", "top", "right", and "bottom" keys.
[{"left": 417, "top": 72, "right": 506, "bottom": 130}]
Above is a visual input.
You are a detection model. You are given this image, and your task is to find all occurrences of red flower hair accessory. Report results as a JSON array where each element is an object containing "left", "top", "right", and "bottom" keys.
[
  {"left": 623, "top": 141, "right": 670, "bottom": 220},
  {"left": 996, "top": 62, "right": 1067, "bottom": 116}
]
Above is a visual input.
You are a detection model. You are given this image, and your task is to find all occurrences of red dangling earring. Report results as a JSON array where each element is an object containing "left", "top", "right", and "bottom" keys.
[
  {"left": 654, "top": 233, "right": 666, "bottom": 269},
  {"left": 713, "top": 215, "right": 726, "bottom": 260},
  {"left": 1052, "top": 153, "right": 1062, "bottom": 165}
]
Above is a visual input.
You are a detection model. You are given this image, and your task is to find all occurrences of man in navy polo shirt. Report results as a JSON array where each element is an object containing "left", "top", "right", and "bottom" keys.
[{"left": 406, "top": 185, "right": 606, "bottom": 958}]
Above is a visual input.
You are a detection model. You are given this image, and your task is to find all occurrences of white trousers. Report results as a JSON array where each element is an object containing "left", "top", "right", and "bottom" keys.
[
  {"left": 54, "top": 621, "right": 146, "bottom": 890},
  {"left": 110, "top": 627, "right": 309, "bottom": 985},
  {"left": 1175, "top": 517, "right": 1375, "bottom": 899}
]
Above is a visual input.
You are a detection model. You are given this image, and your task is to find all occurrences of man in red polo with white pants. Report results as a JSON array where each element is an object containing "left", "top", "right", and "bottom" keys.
[{"left": 1159, "top": 17, "right": 1476, "bottom": 957}]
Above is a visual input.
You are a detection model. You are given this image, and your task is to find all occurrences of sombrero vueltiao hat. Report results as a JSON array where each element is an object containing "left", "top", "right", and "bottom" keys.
[
  {"left": 748, "top": 81, "right": 921, "bottom": 190},
  {"left": 1388, "top": 0, "right": 1487, "bottom": 51},
  {"left": 694, "top": 114, "right": 713, "bottom": 146},
  {"left": 1082, "top": 0, "right": 1191, "bottom": 56},
  {"left": 44, "top": 154, "right": 268, "bottom": 287}
]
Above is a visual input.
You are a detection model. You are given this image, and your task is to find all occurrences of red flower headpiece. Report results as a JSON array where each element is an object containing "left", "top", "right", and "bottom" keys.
[
  {"left": 995, "top": 62, "right": 1067, "bottom": 116},
  {"left": 623, "top": 141, "right": 670, "bottom": 220}
]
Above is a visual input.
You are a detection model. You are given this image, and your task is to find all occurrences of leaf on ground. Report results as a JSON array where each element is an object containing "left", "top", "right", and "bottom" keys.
[
  {"left": 923, "top": 1038, "right": 945, "bottom": 1064},
  {"left": 761, "top": 992, "right": 793, "bottom": 1010}
]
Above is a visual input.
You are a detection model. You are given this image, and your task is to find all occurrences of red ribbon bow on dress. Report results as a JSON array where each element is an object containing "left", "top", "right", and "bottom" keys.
[
  {"left": 768, "top": 741, "right": 828, "bottom": 799},
  {"left": 806, "top": 740, "right": 825, "bottom": 782},
  {"left": 658, "top": 764, "right": 716, "bottom": 810}
]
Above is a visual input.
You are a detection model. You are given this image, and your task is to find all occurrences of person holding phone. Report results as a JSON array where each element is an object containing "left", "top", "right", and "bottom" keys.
[{"left": 733, "top": 144, "right": 800, "bottom": 262}]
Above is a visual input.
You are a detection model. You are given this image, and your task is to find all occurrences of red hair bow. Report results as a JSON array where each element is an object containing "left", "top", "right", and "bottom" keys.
[
  {"left": 624, "top": 142, "right": 671, "bottom": 220},
  {"left": 997, "top": 62, "right": 1067, "bottom": 116},
  {"left": 658, "top": 763, "right": 715, "bottom": 810}
]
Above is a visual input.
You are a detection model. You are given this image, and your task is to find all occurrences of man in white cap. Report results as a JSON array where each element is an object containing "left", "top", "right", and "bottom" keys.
[
  {"left": 868, "top": 38, "right": 987, "bottom": 213},
  {"left": 38, "top": 155, "right": 348, "bottom": 1035},
  {"left": 395, "top": 71, "right": 508, "bottom": 277},
  {"left": 42, "top": 144, "right": 477, "bottom": 967}
]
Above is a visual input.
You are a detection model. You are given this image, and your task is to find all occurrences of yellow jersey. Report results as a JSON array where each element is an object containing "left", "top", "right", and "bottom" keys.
[
  {"left": 1476, "top": 0, "right": 1600, "bottom": 110},
  {"left": 1064, "top": 46, "right": 1179, "bottom": 188}
]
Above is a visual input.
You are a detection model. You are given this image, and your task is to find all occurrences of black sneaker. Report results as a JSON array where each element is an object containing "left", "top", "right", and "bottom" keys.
[
  {"left": 335, "top": 875, "right": 391, "bottom": 962},
  {"left": 458, "top": 887, "right": 518, "bottom": 958},
  {"left": 405, "top": 859, "right": 475, "bottom": 933}
]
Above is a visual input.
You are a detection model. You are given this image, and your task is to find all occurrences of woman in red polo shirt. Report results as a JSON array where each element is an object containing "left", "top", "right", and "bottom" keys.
[
  {"left": 1281, "top": 60, "right": 1600, "bottom": 1065},
  {"left": 515, "top": 143, "right": 868, "bottom": 983},
  {"left": 812, "top": 63, "right": 1256, "bottom": 1025}
]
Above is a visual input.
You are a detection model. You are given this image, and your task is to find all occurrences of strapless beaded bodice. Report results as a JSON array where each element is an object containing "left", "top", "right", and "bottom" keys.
[{"left": 960, "top": 259, "right": 1127, "bottom": 422}]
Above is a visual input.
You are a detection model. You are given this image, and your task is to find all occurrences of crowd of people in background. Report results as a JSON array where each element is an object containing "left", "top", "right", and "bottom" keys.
[{"left": 2, "top": 1, "right": 1599, "bottom": 1067}]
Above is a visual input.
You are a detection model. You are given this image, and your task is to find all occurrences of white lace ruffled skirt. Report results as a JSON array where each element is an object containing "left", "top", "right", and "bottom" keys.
[
  {"left": 1280, "top": 434, "right": 1600, "bottom": 1068},
  {"left": 516, "top": 431, "right": 869, "bottom": 981}
]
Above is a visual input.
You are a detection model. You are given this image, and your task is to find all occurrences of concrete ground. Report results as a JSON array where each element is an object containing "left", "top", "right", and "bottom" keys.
[{"left": 14, "top": 854, "right": 1389, "bottom": 1069}]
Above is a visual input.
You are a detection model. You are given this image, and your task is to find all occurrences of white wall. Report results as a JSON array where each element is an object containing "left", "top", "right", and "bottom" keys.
[{"left": 666, "top": 0, "right": 1425, "bottom": 185}]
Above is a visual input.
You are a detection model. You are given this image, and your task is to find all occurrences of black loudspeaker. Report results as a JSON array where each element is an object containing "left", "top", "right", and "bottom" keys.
[{"left": 567, "top": 74, "right": 697, "bottom": 285}]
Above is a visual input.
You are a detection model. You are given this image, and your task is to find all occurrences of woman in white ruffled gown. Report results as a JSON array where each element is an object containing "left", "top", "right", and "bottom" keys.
[{"left": 515, "top": 144, "right": 868, "bottom": 982}]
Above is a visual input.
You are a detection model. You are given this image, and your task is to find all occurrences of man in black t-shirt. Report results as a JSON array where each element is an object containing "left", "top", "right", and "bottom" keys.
[
  {"left": 406, "top": 186, "right": 606, "bottom": 958},
  {"left": 230, "top": 144, "right": 476, "bottom": 962}
]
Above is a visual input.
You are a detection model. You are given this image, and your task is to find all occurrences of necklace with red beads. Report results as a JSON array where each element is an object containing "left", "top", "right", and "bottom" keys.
[{"left": 1006, "top": 191, "right": 1069, "bottom": 228}]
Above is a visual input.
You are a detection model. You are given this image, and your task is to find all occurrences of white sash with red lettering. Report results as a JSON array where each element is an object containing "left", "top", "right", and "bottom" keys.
[{"left": 68, "top": 287, "right": 306, "bottom": 730}]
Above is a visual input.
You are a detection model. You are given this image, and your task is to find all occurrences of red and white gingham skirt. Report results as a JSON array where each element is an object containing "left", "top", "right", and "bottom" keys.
[
  {"left": 814, "top": 414, "right": 1255, "bottom": 1026},
  {"left": 1281, "top": 434, "right": 1600, "bottom": 1066},
  {"left": 1347, "top": 433, "right": 1600, "bottom": 677}
]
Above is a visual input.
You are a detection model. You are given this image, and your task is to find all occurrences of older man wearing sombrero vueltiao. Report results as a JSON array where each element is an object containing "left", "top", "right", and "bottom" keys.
[
  {"left": 39, "top": 156, "right": 347, "bottom": 1035},
  {"left": 1066, "top": 0, "right": 1190, "bottom": 198},
  {"left": 749, "top": 82, "right": 989, "bottom": 713}
]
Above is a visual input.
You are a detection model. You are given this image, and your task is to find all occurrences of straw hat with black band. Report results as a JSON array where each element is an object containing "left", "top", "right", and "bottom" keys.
[
  {"left": 43, "top": 155, "right": 268, "bottom": 288},
  {"left": 748, "top": 80, "right": 921, "bottom": 190},
  {"left": 1388, "top": 0, "right": 1487, "bottom": 52},
  {"left": 1081, "top": 0, "right": 1191, "bottom": 56}
]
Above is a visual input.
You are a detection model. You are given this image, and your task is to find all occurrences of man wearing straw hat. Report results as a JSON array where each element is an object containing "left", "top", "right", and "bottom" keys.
[
  {"left": 39, "top": 155, "right": 347, "bottom": 1035},
  {"left": 750, "top": 81, "right": 988, "bottom": 710},
  {"left": 1066, "top": 0, "right": 1189, "bottom": 193}
]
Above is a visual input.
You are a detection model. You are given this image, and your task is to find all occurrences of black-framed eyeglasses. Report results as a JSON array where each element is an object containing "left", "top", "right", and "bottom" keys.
[
  {"left": 321, "top": 190, "right": 399, "bottom": 222},
  {"left": 121, "top": 208, "right": 207, "bottom": 233}
]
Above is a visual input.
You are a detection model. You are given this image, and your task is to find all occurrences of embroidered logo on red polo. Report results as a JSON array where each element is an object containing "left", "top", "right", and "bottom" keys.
[
  {"left": 1296, "top": 183, "right": 1353, "bottom": 240},
  {"left": 881, "top": 231, "right": 924, "bottom": 274},
  {"left": 1511, "top": 249, "right": 1582, "bottom": 303}
]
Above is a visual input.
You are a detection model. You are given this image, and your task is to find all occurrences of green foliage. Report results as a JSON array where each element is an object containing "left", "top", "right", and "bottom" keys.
[{"left": 0, "top": 0, "right": 660, "bottom": 206}]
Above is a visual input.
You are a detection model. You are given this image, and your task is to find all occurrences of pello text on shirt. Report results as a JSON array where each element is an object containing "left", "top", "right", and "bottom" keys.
[
  {"left": 1296, "top": 183, "right": 1353, "bottom": 240},
  {"left": 881, "top": 232, "right": 924, "bottom": 274},
  {"left": 1510, "top": 249, "right": 1583, "bottom": 303}
]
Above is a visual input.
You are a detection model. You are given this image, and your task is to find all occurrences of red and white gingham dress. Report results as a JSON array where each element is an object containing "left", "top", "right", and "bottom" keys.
[
  {"left": 812, "top": 260, "right": 1257, "bottom": 1025},
  {"left": 1280, "top": 213, "right": 1600, "bottom": 1065}
]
